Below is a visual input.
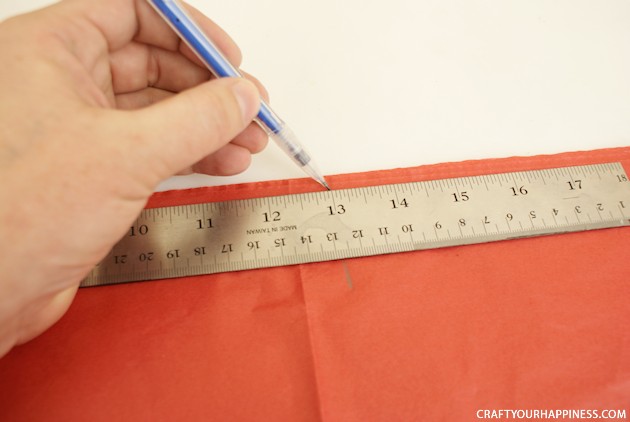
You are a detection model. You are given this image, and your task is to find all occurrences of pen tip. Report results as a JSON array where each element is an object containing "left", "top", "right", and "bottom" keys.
[{"left": 301, "top": 163, "right": 331, "bottom": 190}]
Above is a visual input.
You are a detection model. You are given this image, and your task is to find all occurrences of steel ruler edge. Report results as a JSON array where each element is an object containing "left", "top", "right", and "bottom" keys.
[{"left": 83, "top": 162, "right": 630, "bottom": 287}]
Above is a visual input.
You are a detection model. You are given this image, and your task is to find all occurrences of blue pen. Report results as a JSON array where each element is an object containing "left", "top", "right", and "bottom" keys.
[{"left": 147, "top": 0, "right": 330, "bottom": 190}]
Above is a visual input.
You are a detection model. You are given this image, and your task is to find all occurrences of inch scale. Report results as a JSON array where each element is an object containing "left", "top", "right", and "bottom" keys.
[{"left": 83, "top": 163, "right": 630, "bottom": 287}]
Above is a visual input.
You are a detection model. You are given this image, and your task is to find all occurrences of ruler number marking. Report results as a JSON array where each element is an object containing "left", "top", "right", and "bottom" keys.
[
  {"left": 510, "top": 186, "right": 528, "bottom": 196},
  {"left": 390, "top": 198, "right": 409, "bottom": 209},
  {"left": 328, "top": 205, "right": 346, "bottom": 215},
  {"left": 138, "top": 252, "right": 154, "bottom": 262},
  {"left": 263, "top": 211, "right": 281, "bottom": 223},
  {"left": 452, "top": 192, "right": 470, "bottom": 202},
  {"left": 129, "top": 224, "right": 149, "bottom": 237},
  {"left": 197, "top": 218, "right": 214, "bottom": 229},
  {"left": 114, "top": 255, "right": 127, "bottom": 264}
]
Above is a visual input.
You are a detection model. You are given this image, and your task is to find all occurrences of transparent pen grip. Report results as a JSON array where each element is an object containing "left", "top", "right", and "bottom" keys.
[{"left": 264, "top": 124, "right": 312, "bottom": 167}]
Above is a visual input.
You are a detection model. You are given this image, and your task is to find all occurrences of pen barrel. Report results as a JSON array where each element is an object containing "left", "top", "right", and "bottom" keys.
[
  {"left": 256, "top": 101, "right": 285, "bottom": 134},
  {"left": 148, "top": 0, "right": 241, "bottom": 79}
]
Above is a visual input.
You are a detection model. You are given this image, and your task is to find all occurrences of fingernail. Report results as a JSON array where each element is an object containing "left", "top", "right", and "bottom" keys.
[{"left": 231, "top": 79, "right": 260, "bottom": 125}]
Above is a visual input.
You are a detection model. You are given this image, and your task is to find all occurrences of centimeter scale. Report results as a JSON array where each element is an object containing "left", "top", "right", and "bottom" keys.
[{"left": 83, "top": 163, "right": 630, "bottom": 287}]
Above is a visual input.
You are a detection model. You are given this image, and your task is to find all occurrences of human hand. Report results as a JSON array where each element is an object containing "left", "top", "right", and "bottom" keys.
[{"left": 0, "top": 0, "right": 267, "bottom": 357}]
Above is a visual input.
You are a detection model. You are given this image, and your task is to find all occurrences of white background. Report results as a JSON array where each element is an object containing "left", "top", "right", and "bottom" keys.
[{"left": 2, "top": 1, "right": 629, "bottom": 190}]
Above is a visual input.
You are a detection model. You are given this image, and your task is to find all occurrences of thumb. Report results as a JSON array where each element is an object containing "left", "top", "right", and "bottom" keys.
[{"left": 123, "top": 77, "right": 261, "bottom": 181}]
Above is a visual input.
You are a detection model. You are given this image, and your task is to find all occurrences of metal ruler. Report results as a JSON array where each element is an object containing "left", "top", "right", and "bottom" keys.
[{"left": 83, "top": 162, "right": 630, "bottom": 287}]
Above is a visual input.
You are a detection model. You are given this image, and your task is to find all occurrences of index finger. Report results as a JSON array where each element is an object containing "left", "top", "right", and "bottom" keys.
[
  {"left": 63, "top": 0, "right": 242, "bottom": 67},
  {"left": 135, "top": 1, "right": 243, "bottom": 68}
]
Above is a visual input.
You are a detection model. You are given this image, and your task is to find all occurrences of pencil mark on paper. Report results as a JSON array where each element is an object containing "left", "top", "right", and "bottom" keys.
[{"left": 343, "top": 261, "right": 353, "bottom": 290}]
